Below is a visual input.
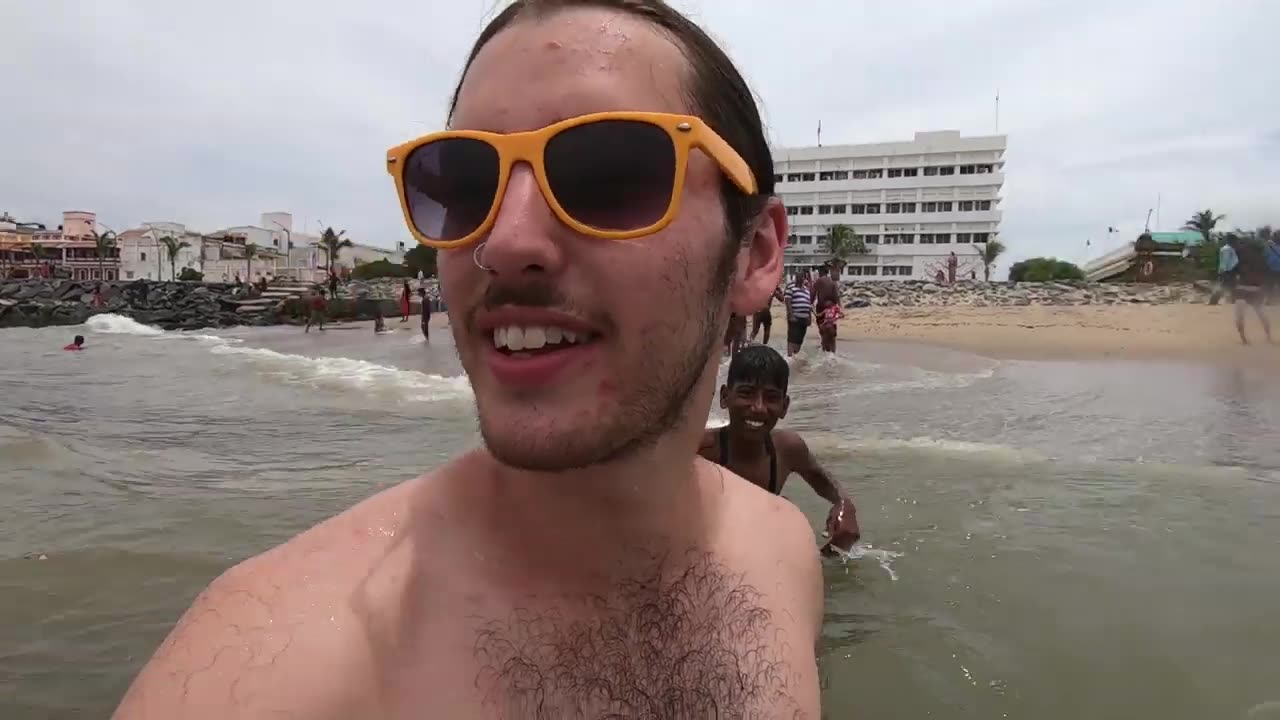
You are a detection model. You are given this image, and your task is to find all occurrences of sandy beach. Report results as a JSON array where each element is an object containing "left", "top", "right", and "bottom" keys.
[{"left": 833, "top": 303, "right": 1280, "bottom": 367}]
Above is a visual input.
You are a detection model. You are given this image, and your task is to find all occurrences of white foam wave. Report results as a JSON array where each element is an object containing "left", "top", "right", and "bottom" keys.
[
  {"left": 828, "top": 543, "right": 903, "bottom": 581},
  {"left": 848, "top": 436, "right": 1043, "bottom": 462},
  {"left": 208, "top": 343, "right": 472, "bottom": 402},
  {"left": 84, "top": 313, "right": 164, "bottom": 336}
]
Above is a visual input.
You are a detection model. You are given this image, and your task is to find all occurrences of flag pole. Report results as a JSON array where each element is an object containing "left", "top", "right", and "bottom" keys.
[
  {"left": 817, "top": 119, "right": 822, "bottom": 147},
  {"left": 995, "top": 90, "right": 1000, "bottom": 133}
]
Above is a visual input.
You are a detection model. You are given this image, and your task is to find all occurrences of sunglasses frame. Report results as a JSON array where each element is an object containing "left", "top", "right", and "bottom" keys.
[{"left": 385, "top": 110, "right": 758, "bottom": 249}]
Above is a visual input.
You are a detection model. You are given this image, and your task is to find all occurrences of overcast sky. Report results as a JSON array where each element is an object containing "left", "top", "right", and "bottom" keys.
[{"left": 3, "top": 0, "right": 1277, "bottom": 272}]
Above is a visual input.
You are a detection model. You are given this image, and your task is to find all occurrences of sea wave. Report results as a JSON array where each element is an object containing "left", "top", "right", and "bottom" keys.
[{"left": 84, "top": 313, "right": 164, "bottom": 336}]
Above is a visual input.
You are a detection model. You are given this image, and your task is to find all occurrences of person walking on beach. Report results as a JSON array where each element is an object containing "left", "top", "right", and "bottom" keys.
[
  {"left": 1209, "top": 236, "right": 1239, "bottom": 305},
  {"left": 400, "top": 279, "right": 412, "bottom": 322},
  {"left": 785, "top": 270, "right": 813, "bottom": 356},
  {"left": 1229, "top": 236, "right": 1273, "bottom": 344},
  {"left": 328, "top": 271, "right": 339, "bottom": 299},
  {"left": 947, "top": 251, "right": 958, "bottom": 284},
  {"left": 699, "top": 345, "right": 860, "bottom": 553},
  {"left": 811, "top": 265, "right": 841, "bottom": 353},
  {"left": 750, "top": 285, "right": 784, "bottom": 345},
  {"left": 418, "top": 287, "right": 431, "bottom": 341},
  {"left": 113, "top": 3, "right": 822, "bottom": 718},
  {"left": 304, "top": 288, "right": 326, "bottom": 333}
]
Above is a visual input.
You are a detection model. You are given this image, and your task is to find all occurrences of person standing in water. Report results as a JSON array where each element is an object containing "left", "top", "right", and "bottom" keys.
[
  {"left": 811, "top": 264, "right": 841, "bottom": 353},
  {"left": 418, "top": 287, "right": 431, "bottom": 341},
  {"left": 400, "top": 279, "right": 412, "bottom": 322},
  {"left": 304, "top": 288, "right": 326, "bottom": 333},
  {"left": 1228, "top": 235, "right": 1273, "bottom": 344},
  {"left": 63, "top": 335, "right": 85, "bottom": 351},
  {"left": 784, "top": 270, "right": 813, "bottom": 356},
  {"left": 750, "top": 285, "right": 784, "bottom": 344},
  {"left": 115, "top": 2, "right": 822, "bottom": 717},
  {"left": 698, "top": 345, "right": 860, "bottom": 554}
]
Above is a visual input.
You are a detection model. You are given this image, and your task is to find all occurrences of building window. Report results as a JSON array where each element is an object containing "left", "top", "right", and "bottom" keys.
[
  {"left": 977, "top": 200, "right": 992, "bottom": 211},
  {"left": 882, "top": 265, "right": 913, "bottom": 276},
  {"left": 923, "top": 166, "right": 939, "bottom": 176},
  {"left": 846, "top": 265, "right": 878, "bottom": 276},
  {"left": 864, "top": 203, "right": 881, "bottom": 214},
  {"left": 956, "top": 233, "right": 973, "bottom": 243},
  {"left": 817, "top": 204, "right": 847, "bottom": 215},
  {"left": 864, "top": 235, "right": 880, "bottom": 244},
  {"left": 959, "top": 201, "right": 975, "bottom": 212},
  {"left": 901, "top": 202, "right": 916, "bottom": 213},
  {"left": 882, "top": 234, "right": 917, "bottom": 245},
  {"left": 140, "top": 251, "right": 147, "bottom": 261},
  {"left": 788, "top": 234, "right": 798, "bottom": 245},
  {"left": 977, "top": 164, "right": 994, "bottom": 174},
  {"left": 973, "top": 232, "right": 990, "bottom": 243},
  {"left": 938, "top": 166, "right": 956, "bottom": 176},
  {"left": 960, "top": 164, "right": 976, "bottom": 175},
  {"left": 886, "top": 202, "right": 900, "bottom": 214},
  {"left": 798, "top": 235, "right": 813, "bottom": 245},
  {"left": 786, "top": 206, "right": 799, "bottom": 216},
  {"left": 786, "top": 173, "right": 802, "bottom": 182},
  {"left": 888, "top": 167, "right": 919, "bottom": 178},
  {"left": 819, "top": 170, "right": 849, "bottom": 181},
  {"left": 938, "top": 201, "right": 953, "bottom": 212},
  {"left": 922, "top": 202, "right": 937, "bottom": 212},
  {"left": 800, "top": 172, "right": 815, "bottom": 182},
  {"left": 798, "top": 206, "right": 814, "bottom": 215},
  {"left": 774, "top": 174, "right": 784, "bottom": 183}
]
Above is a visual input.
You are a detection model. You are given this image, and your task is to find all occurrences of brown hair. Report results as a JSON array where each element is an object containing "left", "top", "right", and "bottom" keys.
[{"left": 449, "top": 0, "right": 775, "bottom": 246}]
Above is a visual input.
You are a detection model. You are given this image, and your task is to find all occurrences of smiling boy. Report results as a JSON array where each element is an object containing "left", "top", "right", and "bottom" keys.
[{"left": 699, "top": 345, "right": 861, "bottom": 554}]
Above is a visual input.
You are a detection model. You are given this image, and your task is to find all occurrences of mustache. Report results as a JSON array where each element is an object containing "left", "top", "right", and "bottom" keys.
[{"left": 468, "top": 279, "right": 613, "bottom": 332}]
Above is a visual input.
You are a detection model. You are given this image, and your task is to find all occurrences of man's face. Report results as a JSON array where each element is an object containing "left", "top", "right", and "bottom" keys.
[
  {"left": 719, "top": 379, "right": 789, "bottom": 440},
  {"left": 440, "top": 8, "right": 781, "bottom": 471}
]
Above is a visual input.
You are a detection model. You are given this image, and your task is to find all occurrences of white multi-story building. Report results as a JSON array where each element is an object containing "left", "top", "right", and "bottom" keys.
[{"left": 774, "top": 130, "right": 1006, "bottom": 281}]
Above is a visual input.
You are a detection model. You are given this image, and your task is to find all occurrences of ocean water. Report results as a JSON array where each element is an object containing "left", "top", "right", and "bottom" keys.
[{"left": 2, "top": 314, "right": 1279, "bottom": 719}]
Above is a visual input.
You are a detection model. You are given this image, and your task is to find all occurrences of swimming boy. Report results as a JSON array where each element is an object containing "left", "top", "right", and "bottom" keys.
[{"left": 698, "top": 345, "right": 861, "bottom": 553}]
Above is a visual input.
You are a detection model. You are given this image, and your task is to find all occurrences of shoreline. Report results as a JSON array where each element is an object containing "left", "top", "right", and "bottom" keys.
[{"left": 832, "top": 304, "right": 1280, "bottom": 368}]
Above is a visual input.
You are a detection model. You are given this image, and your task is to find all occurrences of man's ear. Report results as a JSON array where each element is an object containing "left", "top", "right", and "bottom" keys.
[
  {"left": 719, "top": 383, "right": 729, "bottom": 409},
  {"left": 732, "top": 198, "right": 786, "bottom": 316},
  {"left": 780, "top": 394, "right": 791, "bottom": 419}
]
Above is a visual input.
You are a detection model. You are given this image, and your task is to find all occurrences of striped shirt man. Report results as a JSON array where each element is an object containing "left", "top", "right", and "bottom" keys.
[{"left": 786, "top": 281, "right": 813, "bottom": 321}]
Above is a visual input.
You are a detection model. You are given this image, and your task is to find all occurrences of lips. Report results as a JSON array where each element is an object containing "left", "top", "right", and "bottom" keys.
[{"left": 476, "top": 307, "right": 603, "bottom": 387}]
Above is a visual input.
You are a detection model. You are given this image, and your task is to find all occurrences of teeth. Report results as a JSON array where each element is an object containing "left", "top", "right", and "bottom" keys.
[
  {"left": 506, "top": 327, "right": 526, "bottom": 351},
  {"left": 746, "top": 420, "right": 764, "bottom": 428},
  {"left": 493, "top": 325, "right": 586, "bottom": 350}
]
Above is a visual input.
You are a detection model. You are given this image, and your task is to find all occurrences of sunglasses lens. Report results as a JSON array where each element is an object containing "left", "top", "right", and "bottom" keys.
[
  {"left": 402, "top": 138, "right": 499, "bottom": 243},
  {"left": 545, "top": 120, "right": 676, "bottom": 232}
]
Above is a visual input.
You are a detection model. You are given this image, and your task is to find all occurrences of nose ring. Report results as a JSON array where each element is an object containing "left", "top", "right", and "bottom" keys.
[{"left": 473, "top": 241, "right": 492, "bottom": 271}]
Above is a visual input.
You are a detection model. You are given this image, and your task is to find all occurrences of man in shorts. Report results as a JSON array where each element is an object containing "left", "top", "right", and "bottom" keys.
[
  {"left": 1229, "top": 235, "right": 1273, "bottom": 344},
  {"left": 114, "top": 2, "right": 822, "bottom": 718},
  {"left": 750, "top": 285, "right": 784, "bottom": 344},
  {"left": 304, "top": 288, "right": 326, "bottom": 333},
  {"left": 699, "top": 345, "right": 861, "bottom": 554},
  {"left": 784, "top": 270, "right": 813, "bottom": 356},
  {"left": 811, "top": 264, "right": 841, "bottom": 353}
]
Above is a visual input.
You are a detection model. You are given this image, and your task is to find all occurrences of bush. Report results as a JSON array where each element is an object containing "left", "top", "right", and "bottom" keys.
[
  {"left": 178, "top": 267, "right": 204, "bottom": 281},
  {"left": 1008, "top": 257, "right": 1085, "bottom": 282},
  {"left": 350, "top": 259, "right": 411, "bottom": 280}
]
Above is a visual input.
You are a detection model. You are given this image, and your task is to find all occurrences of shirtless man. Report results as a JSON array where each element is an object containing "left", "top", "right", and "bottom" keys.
[
  {"left": 113, "top": 2, "right": 822, "bottom": 718},
  {"left": 699, "top": 345, "right": 861, "bottom": 555}
]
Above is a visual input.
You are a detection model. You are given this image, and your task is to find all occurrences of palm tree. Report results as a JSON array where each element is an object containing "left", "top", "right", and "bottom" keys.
[
  {"left": 92, "top": 230, "right": 117, "bottom": 281},
  {"left": 1182, "top": 209, "right": 1225, "bottom": 246},
  {"left": 319, "top": 227, "right": 354, "bottom": 273},
  {"left": 243, "top": 242, "right": 258, "bottom": 281},
  {"left": 975, "top": 238, "right": 1007, "bottom": 281},
  {"left": 825, "top": 224, "right": 865, "bottom": 276},
  {"left": 159, "top": 236, "right": 191, "bottom": 281}
]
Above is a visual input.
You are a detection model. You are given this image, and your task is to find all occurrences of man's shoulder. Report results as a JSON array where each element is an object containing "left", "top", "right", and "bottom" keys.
[
  {"left": 770, "top": 429, "right": 812, "bottom": 459},
  {"left": 112, "top": 475, "right": 431, "bottom": 718}
]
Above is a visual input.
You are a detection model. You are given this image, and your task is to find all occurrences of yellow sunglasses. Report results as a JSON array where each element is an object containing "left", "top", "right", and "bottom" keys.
[{"left": 385, "top": 110, "right": 758, "bottom": 249}]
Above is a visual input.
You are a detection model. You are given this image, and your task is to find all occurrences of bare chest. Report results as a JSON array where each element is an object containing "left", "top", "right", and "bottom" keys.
[{"left": 358, "top": 553, "right": 810, "bottom": 719}]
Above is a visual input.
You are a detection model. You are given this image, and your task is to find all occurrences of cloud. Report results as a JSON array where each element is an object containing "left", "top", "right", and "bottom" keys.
[{"left": 2, "top": 0, "right": 1277, "bottom": 271}]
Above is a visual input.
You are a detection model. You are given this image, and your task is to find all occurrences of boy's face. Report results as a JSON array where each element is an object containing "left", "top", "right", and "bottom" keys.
[{"left": 720, "top": 379, "right": 789, "bottom": 439}]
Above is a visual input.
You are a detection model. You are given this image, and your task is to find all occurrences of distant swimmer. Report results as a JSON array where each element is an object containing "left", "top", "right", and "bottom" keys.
[
  {"left": 373, "top": 305, "right": 388, "bottom": 334},
  {"left": 63, "top": 335, "right": 85, "bottom": 351},
  {"left": 698, "top": 345, "right": 861, "bottom": 554}
]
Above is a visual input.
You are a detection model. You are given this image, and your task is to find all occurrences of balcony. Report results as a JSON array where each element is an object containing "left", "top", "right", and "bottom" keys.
[{"left": 777, "top": 170, "right": 1004, "bottom": 195}]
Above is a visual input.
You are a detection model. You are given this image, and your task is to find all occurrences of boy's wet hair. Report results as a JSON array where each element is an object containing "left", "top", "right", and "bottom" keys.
[{"left": 726, "top": 345, "right": 788, "bottom": 393}]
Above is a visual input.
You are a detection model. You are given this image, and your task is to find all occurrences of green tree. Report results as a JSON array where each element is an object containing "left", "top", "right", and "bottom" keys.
[
  {"left": 159, "top": 236, "right": 191, "bottom": 281},
  {"left": 976, "top": 238, "right": 1007, "bottom": 281},
  {"left": 92, "top": 230, "right": 117, "bottom": 281},
  {"left": 1008, "top": 257, "right": 1085, "bottom": 282},
  {"left": 404, "top": 244, "right": 438, "bottom": 277},
  {"left": 825, "top": 224, "right": 864, "bottom": 275},
  {"left": 1182, "top": 209, "right": 1224, "bottom": 246},
  {"left": 243, "top": 242, "right": 258, "bottom": 281},
  {"left": 320, "top": 227, "right": 354, "bottom": 273}
]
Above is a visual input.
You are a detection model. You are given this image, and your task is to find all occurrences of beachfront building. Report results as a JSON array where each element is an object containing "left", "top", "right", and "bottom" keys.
[
  {"left": 117, "top": 222, "right": 205, "bottom": 281},
  {"left": 1083, "top": 231, "right": 1207, "bottom": 283},
  {"left": 774, "top": 130, "right": 1006, "bottom": 281},
  {"left": 0, "top": 211, "right": 121, "bottom": 281}
]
